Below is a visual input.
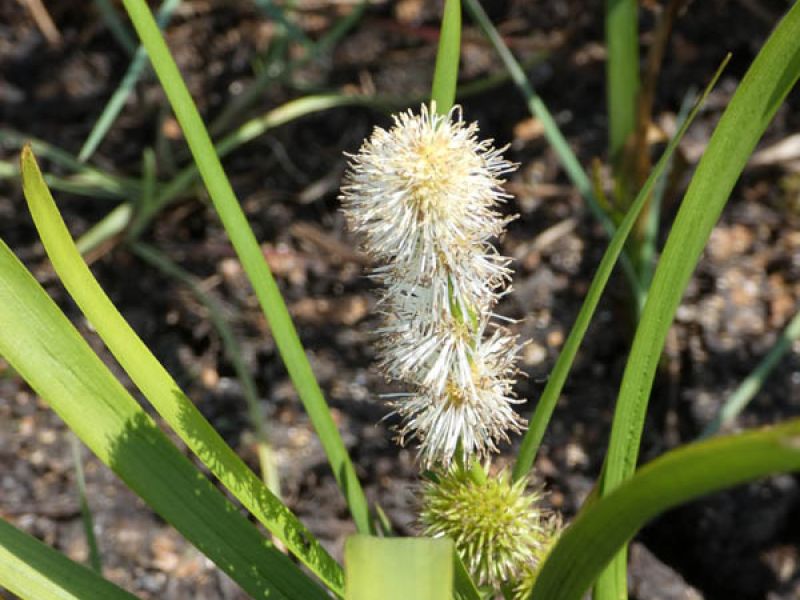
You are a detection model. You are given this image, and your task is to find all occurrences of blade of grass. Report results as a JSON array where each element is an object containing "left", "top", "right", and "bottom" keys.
[
  {"left": 0, "top": 238, "right": 328, "bottom": 600},
  {"left": 21, "top": 146, "right": 344, "bottom": 594},
  {"left": 93, "top": 0, "right": 137, "bottom": 55},
  {"left": 431, "top": 0, "right": 461, "bottom": 113},
  {"left": 511, "top": 56, "right": 729, "bottom": 482},
  {"left": 605, "top": 0, "right": 640, "bottom": 170},
  {"left": 130, "top": 241, "right": 280, "bottom": 494},
  {"left": 79, "top": 0, "right": 182, "bottom": 163},
  {"left": 453, "top": 549, "right": 482, "bottom": 600},
  {"left": 531, "top": 417, "right": 800, "bottom": 600},
  {"left": 597, "top": 4, "right": 800, "bottom": 597},
  {"left": 0, "top": 518, "right": 138, "bottom": 600},
  {"left": 701, "top": 308, "right": 800, "bottom": 438},
  {"left": 69, "top": 434, "right": 102, "bottom": 573},
  {"left": 638, "top": 89, "right": 696, "bottom": 290},
  {"left": 462, "top": 0, "right": 643, "bottom": 308}
]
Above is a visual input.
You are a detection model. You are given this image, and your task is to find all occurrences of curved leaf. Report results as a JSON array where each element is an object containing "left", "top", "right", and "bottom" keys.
[{"left": 532, "top": 418, "right": 800, "bottom": 600}]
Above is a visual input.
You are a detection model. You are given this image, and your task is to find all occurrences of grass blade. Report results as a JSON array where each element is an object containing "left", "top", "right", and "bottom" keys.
[
  {"left": 118, "top": 0, "right": 372, "bottom": 533},
  {"left": 597, "top": 3, "right": 800, "bottom": 595},
  {"left": 21, "top": 146, "right": 344, "bottom": 594},
  {"left": 69, "top": 434, "right": 102, "bottom": 573},
  {"left": 0, "top": 518, "right": 136, "bottom": 600},
  {"left": 0, "top": 239, "right": 327, "bottom": 600},
  {"left": 93, "top": 0, "right": 137, "bottom": 55},
  {"left": 701, "top": 308, "right": 800, "bottom": 438},
  {"left": 605, "top": 0, "right": 640, "bottom": 168},
  {"left": 79, "top": 0, "right": 182, "bottom": 163},
  {"left": 431, "top": 0, "right": 461, "bottom": 113},
  {"left": 531, "top": 418, "right": 800, "bottom": 600},
  {"left": 345, "top": 536, "right": 454, "bottom": 600},
  {"left": 512, "top": 56, "right": 729, "bottom": 482}
]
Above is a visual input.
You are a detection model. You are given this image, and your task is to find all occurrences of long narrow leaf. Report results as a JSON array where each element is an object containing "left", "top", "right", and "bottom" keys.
[
  {"left": 431, "top": 0, "right": 461, "bottom": 113},
  {"left": 701, "top": 308, "right": 800, "bottom": 438},
  {"left": 512, "top": 56, "right": 729, "bottom": 482},
  {"left": 79, "top": 0, "right": 182, "bottom": 163},
  {"left": 0, "top": 239, "right": 327, "bottom": 600},
  {"left": 605, "top": 0, "right": 640, "bottom": 165},
  {"left": 598, "top": 2, "right": 800, "bottom": 594},
  {"left": 20, "top": 146, "right": 344, "bottom": 594},
  {"left": 0, "top": 518, "right": 137, "bottom": 600},
  {"left": 118, "top": 0, "right": 372, "bottom": 534},
  {"left": 531, "top": 418, "right": 800, "bottom": 600}
]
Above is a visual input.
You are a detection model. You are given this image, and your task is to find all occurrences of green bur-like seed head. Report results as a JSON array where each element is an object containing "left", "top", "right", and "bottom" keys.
[{"left": 421, "top": 466, "right": 550, "bottom": 588}]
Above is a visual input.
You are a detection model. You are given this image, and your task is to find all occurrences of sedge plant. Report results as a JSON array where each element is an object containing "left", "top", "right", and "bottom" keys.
[{"left": 1, "top": 2, "right": 800, "bottom": 600}]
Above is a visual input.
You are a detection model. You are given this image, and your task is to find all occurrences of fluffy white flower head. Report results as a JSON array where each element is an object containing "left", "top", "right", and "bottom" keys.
[
  {"left": 340, "top": 103, "right": 515, "bottom": 310},
  {"left": 340, "top": 103, "right": 524, "bottom": 468}
]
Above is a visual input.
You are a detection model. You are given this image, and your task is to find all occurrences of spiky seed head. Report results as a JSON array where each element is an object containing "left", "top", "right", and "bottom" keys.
[
  {"left": 421, "top": 466, "right": 546, "bottom": 588},
  {"left": 512, "top": 513, "right": 564, "bottom": 600}
]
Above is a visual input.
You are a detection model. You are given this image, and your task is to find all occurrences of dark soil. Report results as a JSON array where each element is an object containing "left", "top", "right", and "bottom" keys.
[{"left": 1, "top": 1, "right": 799, "bottom": 599}]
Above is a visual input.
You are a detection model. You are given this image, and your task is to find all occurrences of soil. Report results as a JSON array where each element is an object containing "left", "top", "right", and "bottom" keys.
[{"left": 1, "top": 1, "right": 800, "bottom": 599}]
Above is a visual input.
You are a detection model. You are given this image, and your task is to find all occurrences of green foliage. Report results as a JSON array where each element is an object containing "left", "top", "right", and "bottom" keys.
[
  {"left": 20, "top": 147, "right": 343, "bottom": 594},
  {"left": 0, "top": 234, "right": 326, "bottom": 599},
  {"left": 119, "top": 0, "right": 372, "bottom": 534},
  {"left": 597, "top": 3, "right": 800, "bottom": 596},
  {"left": 345, "top": 536, "right": 454, "bottom": 600},
  {"left": 431, "top": 0, "right": 461, "bottom": 113},
  {"left": 0, "top": 518, "right": 137, "bottom": 600},
  {"left": 532, "top": 417, "right": 800, "bottom": 600},
  {"left": 512, "top": 56, "right": 729, "bottom": 483}
]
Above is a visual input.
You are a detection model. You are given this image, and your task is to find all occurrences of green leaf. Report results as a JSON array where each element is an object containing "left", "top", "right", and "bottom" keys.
[
  {"left": 0, "top": 239, "right": 327, "bottom": 600},
  {"left": 701, "top": 308, "right": 800, "bottom": 438},
  {"left": 20, "top": 146, "right": 344, "bottom": 595},
  {"left": 531, "top": 418, "right": 800, "bottom": 600},
  {"left": 78, "top": 0, "right": 182, "bottom": 163},
  {"left": 598, "top": 3, "right": 800, "bottom": 595},
  {"left": 345, "top": 536, "right": 454, "bottom": 600},
  {"left": 511, "top": 55, "right": 730, "bottom": 482},
  {"left": 431, "top": 0, "right": 461, "bottom": 113},
  {"left": 119, "top": 0, "right": 371, "bottom": 534},
  {"left": 605, "top": 0, "right": 640, "bottom": 164},
  {"left": 0, "top": 518, "right": 138, "bottom": 600}
]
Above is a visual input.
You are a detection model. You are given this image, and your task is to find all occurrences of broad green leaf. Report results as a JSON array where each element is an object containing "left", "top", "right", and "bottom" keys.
[
  {"left": 512, "top": 56, "right": 730, "bottom": 482},
  {"left": 598, "top": 3, "right": 800, "bottom": 595},
  {"left": 0, "top": 239, "right": 327, "bottom": 600},
  {"left": 431, "top": 0, "right": 461, "bottom": 113},
  {"left": 0, "top": 518, "right": 137, "bottom": 600},
  {"left": 345, "top": 536, "right": 454, "bottom": 600},
  {"left": 20, "top": 147, "right": 344, "bottom": 595},
  {"left": 120, "top": 0, "right": 373, "bottom": 534},
  {"left": 531, "top": 418, "right": 800, "bottom": 600}
]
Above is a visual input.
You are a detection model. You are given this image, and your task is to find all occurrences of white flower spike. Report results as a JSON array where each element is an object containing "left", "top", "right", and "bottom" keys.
[{"left": 341, "top": 103, "right": 524, "bottom": 467}]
